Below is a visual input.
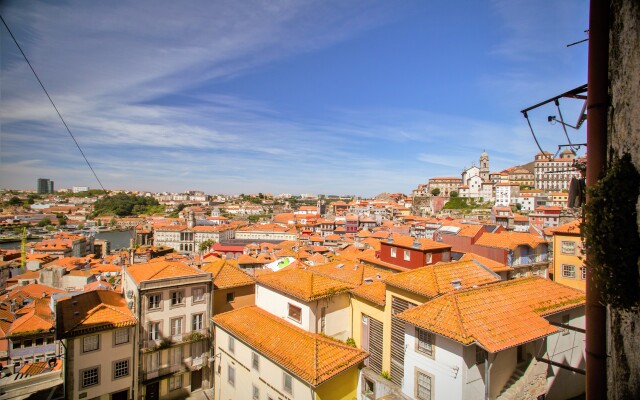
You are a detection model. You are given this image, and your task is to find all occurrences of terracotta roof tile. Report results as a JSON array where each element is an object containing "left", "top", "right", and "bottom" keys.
[
  {"left": 474, "top": 231, "right": 547, "bottom": 250},
  {"left": 385, "top": 235, "right": 451, "bottom": 251},
  {"left": 459, "top": 253, "right": 512, "bottom": 273},
  {"left": 213, "top": 306, "right": 367, "bottom": 386},
  {"left": 8, "top": 298, "right": 54, "bottom": 336},
  {"left": 256, "top": 268, "right": 353, "bottom": 302},
  {"left": 201, "top": 259, "right": 255, "bottom": 289},
  {"left": 550, "top": 219, "right": 582, "bottom": 235},
  {"left": 307, "top": 261, "right": 392, "bottom": 286},
  {"left": 350, "top": 281, "right": 387, "bottom": 306},
  {"left": 56, "top": 290, "right": 136, "bottom": 338},
  {"left": 126, "top": 260, "right": 207, "bottom": 284},
  {"left": 385, "top": 260, "right": 500, "bottom": 298},
  {"left": 396, "top": 277, "right": 585, "bottom": 352}
]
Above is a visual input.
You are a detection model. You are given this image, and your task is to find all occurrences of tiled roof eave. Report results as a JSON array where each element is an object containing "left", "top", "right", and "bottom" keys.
[
  {"left": 61, "top": 319, "right": 137, "bottom": 339},
  {"left": 213, "top": 319, "right": 366, "bottom": 387},
  {"left": 384, "top": 281, "right": 438, "bottom": 299},
  {"left": 349, "top": 290, "right": 386, "bottom": 307}
]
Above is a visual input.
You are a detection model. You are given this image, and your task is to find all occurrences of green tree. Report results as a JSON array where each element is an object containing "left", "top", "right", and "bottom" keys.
[
  {"left": 430, "top": 188, "right": 441, "bottom": 196},
  {"left": 450, "top": 191, "right": 459, "bottom": 198},
  {"left": 37, "top": 218, "right": 51, "bottom": 227},
  {"left": 57, "top": 215, "right": 67, "bottom": 226},
  {"left": 8, "top": 196, "right": 22, "bottom": 206},
  {"left": 198, "top": 239, "right": 215, "bottom": 253}
]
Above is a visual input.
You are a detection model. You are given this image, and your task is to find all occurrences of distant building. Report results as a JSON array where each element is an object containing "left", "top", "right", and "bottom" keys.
[
  {"left": 37, "top": 178, "right": 54, "bottom": 194},
  {"left": 533, "top": 150, "right": 582, "bottom": 191},
  {"left": 72, "top": 186, "right": 89, "bottom": 193}
]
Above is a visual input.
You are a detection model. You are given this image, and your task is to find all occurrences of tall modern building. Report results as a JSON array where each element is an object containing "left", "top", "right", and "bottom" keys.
[{"left": 37, "top": 178, "right": 54, "bottom": 194}]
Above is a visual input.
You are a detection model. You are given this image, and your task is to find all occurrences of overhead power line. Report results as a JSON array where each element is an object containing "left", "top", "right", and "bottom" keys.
[{"left": 1, "top": 14, "right": 107, "bottom": 193}]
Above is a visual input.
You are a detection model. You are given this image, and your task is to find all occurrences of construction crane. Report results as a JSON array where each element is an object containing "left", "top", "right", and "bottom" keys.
[{"left": 20, "top": 226, "right": 27, "bottom": 272}]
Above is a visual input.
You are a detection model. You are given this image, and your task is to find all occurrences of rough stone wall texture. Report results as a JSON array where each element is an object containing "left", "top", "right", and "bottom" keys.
[{"left": 607, "top": 0, "right": 640, "bottom": 399}]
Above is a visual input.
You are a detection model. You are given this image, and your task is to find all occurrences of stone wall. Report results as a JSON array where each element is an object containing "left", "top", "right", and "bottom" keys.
[{"left": 607, "top": 0, "right": 640, "bottom": 399}]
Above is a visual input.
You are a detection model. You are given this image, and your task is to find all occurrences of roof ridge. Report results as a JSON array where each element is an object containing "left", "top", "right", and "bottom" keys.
[{"left": 450, "top": 293, "right": 468, "bottom": 341}]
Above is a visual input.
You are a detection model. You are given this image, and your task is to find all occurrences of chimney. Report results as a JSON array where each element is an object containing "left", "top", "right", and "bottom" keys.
[
  {"left": 451, "top": 279, "right": 462, "bottom": 290},
  {"left": 412, "top": 238, "right": 421, "bottom": 249},
  {"left": 10, "top": 300, "right": 16, "bottom": 313},
  {"left": 42, "top": 291, "right": 47, "bottom": 298}
]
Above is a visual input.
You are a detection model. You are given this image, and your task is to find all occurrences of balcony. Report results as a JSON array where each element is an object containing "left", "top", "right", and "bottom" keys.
[
  {"left": 143, "top": 363, "right": 185, "bottom": 381},
  {"left": 511, "top": 253, "right": 549, "bottom": 267}
]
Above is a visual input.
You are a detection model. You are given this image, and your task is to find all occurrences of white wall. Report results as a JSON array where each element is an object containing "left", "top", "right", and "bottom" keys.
[
  {"left": 255, "top": 284, "right": 315, "bottom": 332},
  {"left": 403, "top": 323, "right": 465, "bottom": 400},
  {"left": 215, "top": 327, "right": 313, "bottom": 400},
  {"left": 255, "top": 285, "right": 352, "bottom": 340},
  {"left": 71, "top": 327, "right": 136, "bottom": 400},
  {"left": 544, "top": 307, "right": 586, "bottom": 400}
]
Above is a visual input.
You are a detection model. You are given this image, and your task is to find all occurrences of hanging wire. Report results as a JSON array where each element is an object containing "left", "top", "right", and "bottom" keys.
[
  {"left": 1, "top": 14, "right": 107, "bottom": 193},
  {"left": 554, "top": 99, "right": 580, "bottom": 152},
  {"left": 523, "top": 112, "right": 553, "bottom": 161}
]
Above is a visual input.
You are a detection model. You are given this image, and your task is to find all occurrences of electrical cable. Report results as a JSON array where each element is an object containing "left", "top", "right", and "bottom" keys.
[
  {"left": 554, "top": 99, "right": 579, "bottom": 152},
  {"left": 1, "top": 14, "right": 107, "bottom": 193},
  {"left": 523, "top": 112, "right": 552, "bottom": 161}
]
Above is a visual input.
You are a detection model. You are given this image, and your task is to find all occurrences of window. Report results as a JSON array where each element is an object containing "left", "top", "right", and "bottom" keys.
[
  {"left": 226, "top": 292, "right": 235, "bottom": 303},
  {"left": 416, "top": 328, "right": 434, "bottom": 358},
  {"left": 425, "top": 253, "right": 432, "bottom": 264},
  {"left": 228, "top": 336, "right": 235, "bottom": 354},
  {"left": 192, "top": 287, "right": 205, "bottom": 303},
  {"left": 169, "top": 374, "right": 182, "bottom": 391},
  {"left": 23, "top": 339, "right": 33, "bottom": 347},
  {"left": 171, "top": 290, "right": 185, "bottom": 306},
  {"left": 113, "top": 359, "right": 129, "bottom": 379},
  {"left": 148, "top": 294, "right": 161, "bottom": 310},
  {"left": 404, "top": 249, "right": 411, "bottom": 261},
  {"left": 228, "top": 365, "right": 235, "bottom": 387},
  {"left": 476, "top": 347, "right": 487, "bottom": 364},
  {"left": 283, "top": 372, "right": 293, "bottom": 395},
  {"left": 169, "top": 345, "right": 183, "bottom": 365},
  {"left": 35, "top": 338, "right": 44, "bottom": 346},
  {"left": 46, "top": 336, "right": 54, "bottom": 345},
  {"left": 81, "top": 367, "right": 100, "bottom": 388},
  {"left": 12, "top": 341, "right": 20, "bottom": 349},
  {"left": 252, "top": 384, "right": 260, "bottom": 400},
  {"left": 288, "top": 304, "right": 302, "bottom": 323},
  {"left": 252, "top": 352, "right": 260, "bottom": 371},
  {"left": 83, "top": 335, "right": 99, "bottom": 353},
  {"left": 416, "top": 370, "right": 432, "bottom": 400},
  {"left": 390, "top": 247, "right": 397, "bottom": 258},
  {"left": 170, "top": 318, "right": 183, "bottom": 336},
  {"left": 562, "top": 264, "right": 576, "bottom": 279},
  {"left": 581, "top": 266, "right": 587, "bottom": 280},
  {"left": 192, "top": 314, "right": 203, "bottom": 331},
  {"left": 561, "top": 241, "right": 576, "bottom": 255},
  {"left": 114, "top": 328, "right": 129, "bottom": 345},
  {"left": 146, "top": 352, "right": 159, "bottom": 372},
  {"left": 148, "top": 322, "right": 160, "bottom": 341}
]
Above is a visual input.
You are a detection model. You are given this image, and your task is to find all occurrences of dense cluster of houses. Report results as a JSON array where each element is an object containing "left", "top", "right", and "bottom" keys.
[{"left": 0, "top": 200, "right": 587, "bottom": 399}]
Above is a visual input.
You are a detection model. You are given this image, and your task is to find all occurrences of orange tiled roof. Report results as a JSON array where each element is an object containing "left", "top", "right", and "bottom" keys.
[
  {"left": 459, "top": 253, "right": 511, "bottom": 273},
  {"left": 350, "top": 281, "right": 387, "bottom": 306},
  {"left": 396, "top": 277, "right": 585, "bottom": 353},
  {"left": 308, "top": 261, "right": 392, "bottom": 286},
  {"left": 385, "top": 235, "right": 451, "bottom": 251},
  {"left": 213, "top": 306, "right": 367, "bottom": 386},
  {"left": 8, "top": 298, "right": 54, "bottom": 336},
  {"left": 237, "top": 254, "right": 260, "bottom": 264},
  {"left": 18, "top": 359, "right": 63, "bottom": 376},
  {"left": 256, "top": 268, "right": 353, "bottom": 302},
  {"left": 201, "top": 259, "right": 254, "bottom": 289},
  {"left": 385, "top": 260, "right": 500, "bottom": 298},
  {"left": 126, "top": 261, "right": 207, "bottom": 284},
  {"left": 474, "top": 231, "right": 547, "bottom": 250},
  {"left": 550, "top": 219, "right": 582, "bottom": 235},
  {"left": 56, "top": 290, "right": 136, "bottom": 338}
]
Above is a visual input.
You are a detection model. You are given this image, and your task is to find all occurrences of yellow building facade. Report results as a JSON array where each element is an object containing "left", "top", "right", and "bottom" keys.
[{"left": 551, "top": 220, "right": 585, "bottom": 291}]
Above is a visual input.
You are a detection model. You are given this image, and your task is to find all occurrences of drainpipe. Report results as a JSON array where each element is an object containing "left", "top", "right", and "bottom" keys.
[
  {"left": 585, "top": 1, "right": 609, "bottom": 399},
  {"left": 484, "top": 352, "right": 493, "bottom": 400}
]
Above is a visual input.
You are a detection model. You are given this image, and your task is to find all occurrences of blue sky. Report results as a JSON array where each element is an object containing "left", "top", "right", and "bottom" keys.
[{"left": 0, "top": 0, "right": 588, "bottom": 196}]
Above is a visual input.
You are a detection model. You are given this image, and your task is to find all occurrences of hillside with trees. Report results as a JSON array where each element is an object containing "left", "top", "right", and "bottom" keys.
[{"left": 92, "top": 193, "right": 164, "bottom": 217}]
